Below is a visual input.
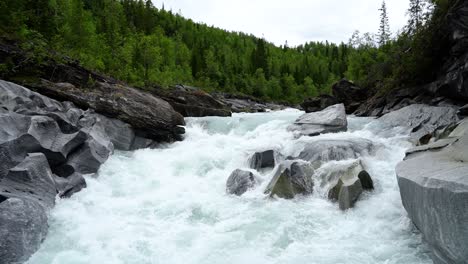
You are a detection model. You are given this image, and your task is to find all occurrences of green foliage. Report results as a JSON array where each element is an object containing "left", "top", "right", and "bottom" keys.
[
  {"left": 0, "top": 0, "right": 352, "bottom": 103},
  {"left": 1, "top": 0, "right": 448, "bottom": 102}
]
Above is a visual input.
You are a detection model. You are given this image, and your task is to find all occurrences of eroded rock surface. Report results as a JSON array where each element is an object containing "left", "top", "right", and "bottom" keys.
[
  {"left": 288, "top": 104, "right": 347, "bottom": 137},
  {"left": 397, "top": 119, "right": 468, "bottom": 264}
]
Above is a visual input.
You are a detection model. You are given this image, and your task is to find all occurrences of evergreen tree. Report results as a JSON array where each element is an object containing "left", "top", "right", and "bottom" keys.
[
  {"left": 407, "top": 0, "right": 427, "bottom": 34},
  {"left": 378, "top": 0, "right": 391, "bottom": 45}
]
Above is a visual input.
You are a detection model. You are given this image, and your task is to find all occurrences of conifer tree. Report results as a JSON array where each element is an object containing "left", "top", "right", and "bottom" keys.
[
  {"left": 407, "top": 0, "right": 426, "bottom": 34},
  {"left": 378, "top": 0, "right": 391, "bottom": 45}
]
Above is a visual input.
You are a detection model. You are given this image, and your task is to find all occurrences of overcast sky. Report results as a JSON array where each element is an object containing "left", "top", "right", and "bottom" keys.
[{"left": 153, "top": 0, "right": 410, "bottom": 46}]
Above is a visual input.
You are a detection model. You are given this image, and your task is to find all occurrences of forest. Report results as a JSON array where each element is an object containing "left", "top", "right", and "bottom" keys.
[{"left": 0, "top": 0, "right": 445, "bottom": 103}]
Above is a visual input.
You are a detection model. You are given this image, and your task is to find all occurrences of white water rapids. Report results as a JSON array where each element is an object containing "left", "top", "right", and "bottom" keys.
[{"left": 27, "top": 110, "right": 432, "bottom": 264}]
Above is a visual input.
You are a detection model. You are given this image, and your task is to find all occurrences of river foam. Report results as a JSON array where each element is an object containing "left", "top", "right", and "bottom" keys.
[{"left": 27, "top": 110, "right": 432, "bottom": 264}]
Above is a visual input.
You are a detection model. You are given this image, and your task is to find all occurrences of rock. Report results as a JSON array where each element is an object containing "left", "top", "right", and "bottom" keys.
[
  {"left": 0, "top": 79, "right": 63, "bottom": 113},
  {"left": 405, "top": 138, "right": 459, "bottom": 160},
  {"left": 62, "top": 137, "right": 112, "bottom": 175},
  {"left": 264, "top": 162, "right": 314, "bottom": 199},
  {"left": 53, "top": 173, "right": 86, "bottom": 198},
  {"left": 0, "top": 197, "right": 48, "bottom": 264},
  {"left": 458, "top": 104, "right": 468, "bottom": 117},
  {"left": 332, "top": 79, "right": 369, "bottom": 113},
  {"left": 358, "top": 171, "right": 374, "bottom": 190},
  {"left": 323, "top": 160, "right": 369, "bottom": 210},
  {"left": 288, "top": 104, "right": 347, "bottom": 137},
  {"left": 213, "top": 93, "right": 286, "bottom": 113},
  {"left": 449, "top": 118, "right": 468, "bottom": 138},
  {"left": 377, "top": 104, "right": 459, "bottom": 141},
  {"left": 296, "top": 138, "right": 375, "bottom": 167},
  {"left": 226, "top": 169, "right": 256, "bottom": 196},
  {"left": 396, "top": 130, "right": 468, "bottom": 264},
  {"left": 300, "top": 95, "right": 338, "bottom": 113},
  {"left": 153, "top": 87, "right": 232, "bottom": 117},
  {"left": 87, "top": 113, "right": 135, "bottom": 151},
  {"left": 249, "top": 150, "right": 275, "bottom": 169},
  {"left": 29, "top": 79, "right": 185, "bottom": 142},
  {"left": 0, "top": 153, "right": 57, "bottom": 208},
  {"left": 328, "top": 176, "right": 363, "bottom": 210}
]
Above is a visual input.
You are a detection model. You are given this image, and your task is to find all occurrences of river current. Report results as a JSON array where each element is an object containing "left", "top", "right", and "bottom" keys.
[{"left": 27, "top": 109, "right": 432, "bottom": 264}]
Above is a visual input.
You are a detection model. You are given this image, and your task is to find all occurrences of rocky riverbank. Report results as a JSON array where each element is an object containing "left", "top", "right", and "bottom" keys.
[{"left": 0, "top": 79, "right": 187, "bottom": 263}]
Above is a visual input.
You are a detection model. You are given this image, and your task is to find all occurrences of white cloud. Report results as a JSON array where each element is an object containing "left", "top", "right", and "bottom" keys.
[{"left": 155, "top": 0, "right": 409, "bottom": 46}]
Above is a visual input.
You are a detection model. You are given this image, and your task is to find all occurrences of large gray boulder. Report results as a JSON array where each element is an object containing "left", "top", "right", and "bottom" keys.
[
  {"left": 295, "top": 138, "right": 375, "bottom": 167},
  {"left": 396, "top": 125, "right": 468, "bottom": 264},
  {"left": 0, "top": 153, "right": 58, "bottom": 263},
  {"left": 288, "top": 104, "right": 347, "bottom": 136},
  {"left": 0, "top": 197, "right": 48, "bottom": 264},
  {"left": 226, "top": 169, "right": 256, "bottom": 196},
  {"left": 0, "top": 153, "right": 57, "bottom": 208},
  {"left": 264, "top": 162, "right": 314, "bottom": 199},
  {"left": 378, "top": 104, "right": 459, "bottom": 142},
  {"left": 29, "top": 79, "right": 185, "bottom": 142}
]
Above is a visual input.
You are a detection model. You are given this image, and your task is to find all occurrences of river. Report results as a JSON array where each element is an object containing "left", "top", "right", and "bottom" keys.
[{"left": 27, "top": 109, "right": 432, "bottom": 264}]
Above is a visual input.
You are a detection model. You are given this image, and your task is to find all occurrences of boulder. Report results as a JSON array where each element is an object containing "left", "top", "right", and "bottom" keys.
[
  {"left": 80, "top": 113, "right": 135, "bottom": 151},
  {"left": 358, "top": 171, "right": 374, "bottom": 190},
  {"left": 264, "top": 162, "right": 314, "bottom": 199},
  {"left": 328, "top": 176, "right": 363, "bottom": 211},
  {"left": 0, "top": 153, "right": 57, "bottom": 208},
  {"left": 396, "top": 129, "right": 468, "bottom": 264},
  {"left": 153, "top": 87, "right": 232, "bottom": 117},
  {"left": 288, "top": 104, "right": 347, "bottom": 137},
  {"left": 295, "top": 138, "right": 375, "bottom": 167},
  {"left": 0, "top": 197, "right": 48, "bottom": 264},
  {"left": 321, "top": 160, "right": 370, "bottom": 210},
  {"left": 300, "top": 95, "right": 338, "bottom": 113},
  {"left": 53, "top": 173, "right": 86, "bottom": 198},
  {"left": 377, "top": 104, "right": 459, "bottom": 141},
  {"left": 226, "top": 169, "right": 256, "bottom": 196},
  {"left": 249, "top": 150, "right": 275, "bottom": 169},
  {"left": 213, "top": 93, "right": 286, "bottom": 113},
  {"left": 332, "top": 79, "right": 369, "bottom": 113},
  {"left": 29, "top": 79, "right": 185, "bottom": 142}
]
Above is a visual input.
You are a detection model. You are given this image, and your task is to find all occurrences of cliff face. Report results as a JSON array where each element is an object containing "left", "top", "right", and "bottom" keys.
[{"left": 394, "top": 3, "right": 468, "bottom": 264}]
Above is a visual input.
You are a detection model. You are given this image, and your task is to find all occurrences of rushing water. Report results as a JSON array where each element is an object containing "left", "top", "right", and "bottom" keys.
[{"left": 28, "top": 110, "right": 432, "bottom": 264}]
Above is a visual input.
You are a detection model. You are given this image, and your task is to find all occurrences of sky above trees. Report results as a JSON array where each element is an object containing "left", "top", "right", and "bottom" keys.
[{"left": 154, "top": 0, "right": 409, "bottom": 46}]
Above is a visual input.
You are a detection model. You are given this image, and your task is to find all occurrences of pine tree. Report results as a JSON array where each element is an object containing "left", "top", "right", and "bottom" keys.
[
  {"left": 407, "top": 0, "right": 426, "bottom": 34},
  {"left": 378, "top": 0, "right": 391, "bottom": 45}
]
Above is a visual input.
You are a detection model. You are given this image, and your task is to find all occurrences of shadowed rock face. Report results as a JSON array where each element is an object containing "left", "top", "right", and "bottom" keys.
[
  {"left": 301, "top": 95, "right": 338, "bottom": 113},
  {"left": 288, "top": 104, "right": 347, "bottom": 137},
  {"left": 249, "top": 150, "right": 276, "bottom": 170},
  {"left": 332, "top": 79, "right": 369, "bottom": 114},
  {"left": 152, "top": 87, "right": 232, "bottom": 117},
  {"left": 397, "top": 118, "right": 468, "bottom": 264}
]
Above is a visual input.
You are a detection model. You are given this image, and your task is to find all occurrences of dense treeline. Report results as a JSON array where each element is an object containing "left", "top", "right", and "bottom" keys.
[
  {"left": 344, "top": 0, "right": 448, "bottom": 93},
  {"left": 0, "top": 0, "right": 447, "bottom": 103},
  {"left": 0, "top": 0, "right": 352, "bottom": 103}
]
